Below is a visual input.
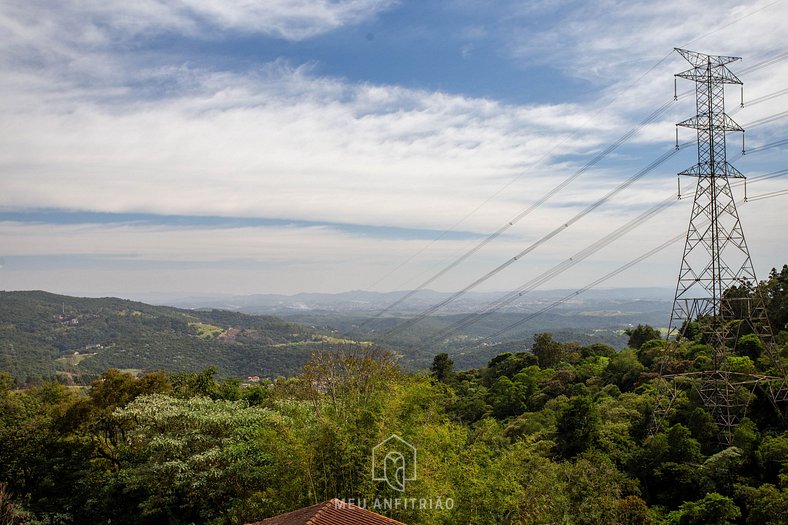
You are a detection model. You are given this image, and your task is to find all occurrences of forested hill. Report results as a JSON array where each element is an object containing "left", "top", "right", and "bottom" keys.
[{"left": 0, "top": 290, "right": 356, "bottom": 384}]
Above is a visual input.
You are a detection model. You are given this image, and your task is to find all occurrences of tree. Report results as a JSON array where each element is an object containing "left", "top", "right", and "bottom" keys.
[
  {"left": 111, "top": 394, "right": 280, "bottom": 523},
  {"left": 631, "top": 423, "right": 708, "bottom": 507},
  {"left": 171, "top": 366, "right": 220, "bottom": 398},
  {"left": 666, "top": 492, "right": 740, "bottom": 525},
  {"left": 615, "top": 495, "right": 652, "bottom": 525},
  {"left": 759, "top": 265, "right": 788, "bottom": 332},
  {"left": 581, "top": 343, "right": 616, "bottom": 359},
  {"left": 532, "top": 333, "right": 563, "bottom": 369},
  {"left": 756, "top": 433, "right": 788, "bottom": 483},
  {"left": 451, "top": 437, "right": 569, "bottom": 524},
  {"left": 736, "top": 483, "right": 788, "bottom": 525},
  {"left": 484, "top": 352, "right": 538, "bottom": 384},
  {"left": 555, "top": 396, "right": 600, "bottom": 458},
  {"left": 490, "top": 376, "right": 527, "bottom": 419},
  {"left": 736, "top": 334, "right": 764, "bottom": 362},
  {"left": 563, "top": 452, "right": 636, "bottom": 525},
  {"left": 430, "top": 352, "right": 454, "bottom": 383},
  {"left": 604, "top": 349, "right": 644, "bottom": 391},
  {"left": 625, "top": 324, "right": 661, "bottom": 350}
]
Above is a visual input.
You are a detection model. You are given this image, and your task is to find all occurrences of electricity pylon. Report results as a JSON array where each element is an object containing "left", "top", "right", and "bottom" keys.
[
  {"left": 667, "top": 48, "right": 772, "bottom": 360},
  {"left": 654, "top": 49, "right": 786, "bottom": 446}
]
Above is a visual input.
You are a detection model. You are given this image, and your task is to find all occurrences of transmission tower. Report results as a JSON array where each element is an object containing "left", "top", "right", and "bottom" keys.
[
  {"left": 654, "top": 48, "right": 787, "bottom": 446},
  {"left": 667, "top": 48, "right": 771, "bottom": 358}
]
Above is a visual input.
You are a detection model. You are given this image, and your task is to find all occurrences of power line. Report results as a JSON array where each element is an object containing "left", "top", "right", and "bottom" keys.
[
  {"left": 738, "top": 167, "right": 788, "bottom": 184},
  {"left": 406, "top": 39, "right": 788, "bottom": 349},
  {"left": 745, "top": 187, "right": 788, "bottom": 201},
  {"left": 681, "top": 0, "right": 785, "bottom": 51},
  {"left": 440, "top": 187, "right": 787, "bottom": 348},
  {"left": 738, "top": 49, "right": 788, "bottom": 76},
  {"left": 743, "top": 86, "right": 788, "bottom": 107},
  {"left": 745, "top": 109, "right": 788, "bottom": 128},
  {"left": 380, "top": 142, "right": 692, "bottom": 339},
  {"left": 744, "top": 137, "right": 788, "bottom": 154},
  {"left": 474, "top": 169, "right": 788, "bottom": 338},
  {"left": 361, "top": 97, "right": 679, "bottom": 325},
  {"left": 364, "top": 54, "right": 680, "bottom": 293},
  {"left": 381, "top": 127, "right": 784, "bottom": 342},
  {"left": 364, "top": 52, "right": 788, "bottom": 325},
  {"left": 488, "top": 232, "right": 687, "bottom": 341},
  {"left": 407, "top": 161, "right": 786, "bottom": 343},
  {"left": 427, "top": 190, "right": 686, "bottom": 343},
  {"left": 730, "top": 86, "right": 788, "bottom": 119}
]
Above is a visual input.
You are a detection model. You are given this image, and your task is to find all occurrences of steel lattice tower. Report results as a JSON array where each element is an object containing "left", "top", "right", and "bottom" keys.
[
  {"left": 668, "top": 48, "right": 772, "bottom": 361},
  {"left": 655, "top": 49, "right": 786, "bottom": 446}
]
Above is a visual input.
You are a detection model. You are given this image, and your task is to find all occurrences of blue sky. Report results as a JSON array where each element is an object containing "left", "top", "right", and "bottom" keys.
[{"left": 0, "top": 0, "right": 786, "bottom": 297}]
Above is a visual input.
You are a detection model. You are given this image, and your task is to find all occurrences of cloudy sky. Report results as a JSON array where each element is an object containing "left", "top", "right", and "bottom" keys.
[{"left": 0, "top": 0, "right": 786, "bottom": 299}]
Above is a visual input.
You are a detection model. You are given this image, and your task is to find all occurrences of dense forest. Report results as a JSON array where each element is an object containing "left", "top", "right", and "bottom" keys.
[{"left": 0, "top": 266, "right": 786, "bottom": 524}]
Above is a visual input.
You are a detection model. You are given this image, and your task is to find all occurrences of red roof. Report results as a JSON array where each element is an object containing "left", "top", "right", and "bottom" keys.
[{"left": 246, "top": 498, "right": 409, "bottom": 525}]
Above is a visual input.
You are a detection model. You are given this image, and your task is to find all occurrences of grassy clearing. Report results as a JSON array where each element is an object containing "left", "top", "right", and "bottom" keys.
[
  {"left": 55, "top": 353, "right": 94, "bottom": 367},
  {"left": 270, "top": 335, "right": 372, "bottom": 348},
  {"left": 190, "top": 322, "right": 224, "bottom": 338}
]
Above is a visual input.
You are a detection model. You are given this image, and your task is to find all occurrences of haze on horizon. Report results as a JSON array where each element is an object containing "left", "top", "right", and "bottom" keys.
[{"left": 1, "top": 1, "right": 787, "bottom": 299}]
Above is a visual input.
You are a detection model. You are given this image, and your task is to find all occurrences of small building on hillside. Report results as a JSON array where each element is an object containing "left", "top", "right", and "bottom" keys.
[{"left": 246, "top": 498, "right": 408, "bottom": 525}]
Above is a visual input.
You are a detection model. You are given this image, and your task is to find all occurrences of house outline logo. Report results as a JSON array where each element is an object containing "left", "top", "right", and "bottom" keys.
[{"left": 371, "top": 434, "right": 416, "bottom": 492}]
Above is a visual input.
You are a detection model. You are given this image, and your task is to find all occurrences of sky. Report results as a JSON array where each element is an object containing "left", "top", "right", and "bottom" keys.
[{"left": 0, "top": 0, "right": 786, "bottom": 299}]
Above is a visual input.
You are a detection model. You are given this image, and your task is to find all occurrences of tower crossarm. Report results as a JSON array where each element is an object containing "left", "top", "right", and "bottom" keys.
[
  {"left": 676, "top": 66, "right": 742, "bottom": 85},
  {"left": 675, "top": 48, "right": 741, "bottom": 69},
  {"left": 677, "top": 113, "right": 743, "bottom": 132},
  {"left": 679, "top": 161, "right": 744, "bottom": 178}
]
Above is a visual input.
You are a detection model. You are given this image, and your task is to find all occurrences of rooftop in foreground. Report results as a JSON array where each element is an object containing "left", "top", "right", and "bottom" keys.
[{"left": 246, "top": 498, "right": 409, "bottom": 525}]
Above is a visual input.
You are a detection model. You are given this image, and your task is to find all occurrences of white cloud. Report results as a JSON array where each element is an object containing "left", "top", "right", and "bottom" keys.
[
  {"left": 508, "top": 0, "right": 788, "bottom": 78},
  {"left": 0, "top": 58, "right": 615, "bottom": 233},
  {"left": 0, "top": 0, "right": 785, "bottom": 296},
  {"left": 0, "top": 1, "right": 396, "bottom": 45}
]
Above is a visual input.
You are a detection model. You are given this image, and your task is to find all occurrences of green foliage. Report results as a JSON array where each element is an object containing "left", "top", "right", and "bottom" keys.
[
  {"left": 614, "top": 495, "right": 653, "bottom": 525},
  {"left": 756, "top": 432, "right": 788, "bottom": 483},
  {"left": 113, "top": 394, "right": 280, "bottom": 523},
  {"left": 724, "top": 355, "right": 757, "bottom": 374},
  {"left": 581, "top": 343, "right": 617, "bottom": 358},
  {"left": 625, "top": 324, "right": 661, "bottom": 350},
  {"left": 450, "top": 436, "right": 568, "bottom": 524},
  {"left": 482, "top": 351, "right": 537, "bottom": 384},
  {"left": 555, "top": 395, "right": 600, "bottom": 458},
  {"left": 604, "top": 349, "right": 645, "bottom": 391},
  {"left": 2, "top": 284, "right": 788, "bottom": 525},
  {"left": 637, "top": 338, "right": 668, "bottom": 368},
  {"left": 450, "top": 381, "right": 490, "bottom": 423},
  {"left": 736, "top": 482, "right": 788, "bottom": 525},
  {"left": 665, "top": 492, "right": 740, "bottom": 525},
  {"left": 736, "top": 334, "right": 764, "bottom": 361},
  {"left": 430, "top": 352, "right": 454, "bottom": 383},
  {"left": 490, "top": 376, "right": 527, "bottom": 419},
  {"left": 761, "top": 264, "right": 788, "bottom": 332},
  {"left": 563, "top": 451, "right": 638, "bottom": 525},
  {"left": 532, "top": 332, "right": 564, "bottom": 368}
]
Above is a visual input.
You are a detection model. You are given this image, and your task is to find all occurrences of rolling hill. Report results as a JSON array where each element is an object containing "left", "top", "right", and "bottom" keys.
[{"left": 0, "top": 290, "right": 359, "bottom": 385}]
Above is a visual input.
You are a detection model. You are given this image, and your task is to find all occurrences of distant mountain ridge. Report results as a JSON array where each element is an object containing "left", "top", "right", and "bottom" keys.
[{"left": 133, "top": 287, "right": 674, "bottom": 316}]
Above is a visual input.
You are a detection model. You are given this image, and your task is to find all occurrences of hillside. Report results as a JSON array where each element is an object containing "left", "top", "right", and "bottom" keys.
[
  {"left": 0, "top": 291, "right": 357, "bottom": 384},
  {"left": 0, "top": 288, "right": 675, "bottom": 385},
  {"left": 153, "top": 287, "right": 674, "bottom": 370}
]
